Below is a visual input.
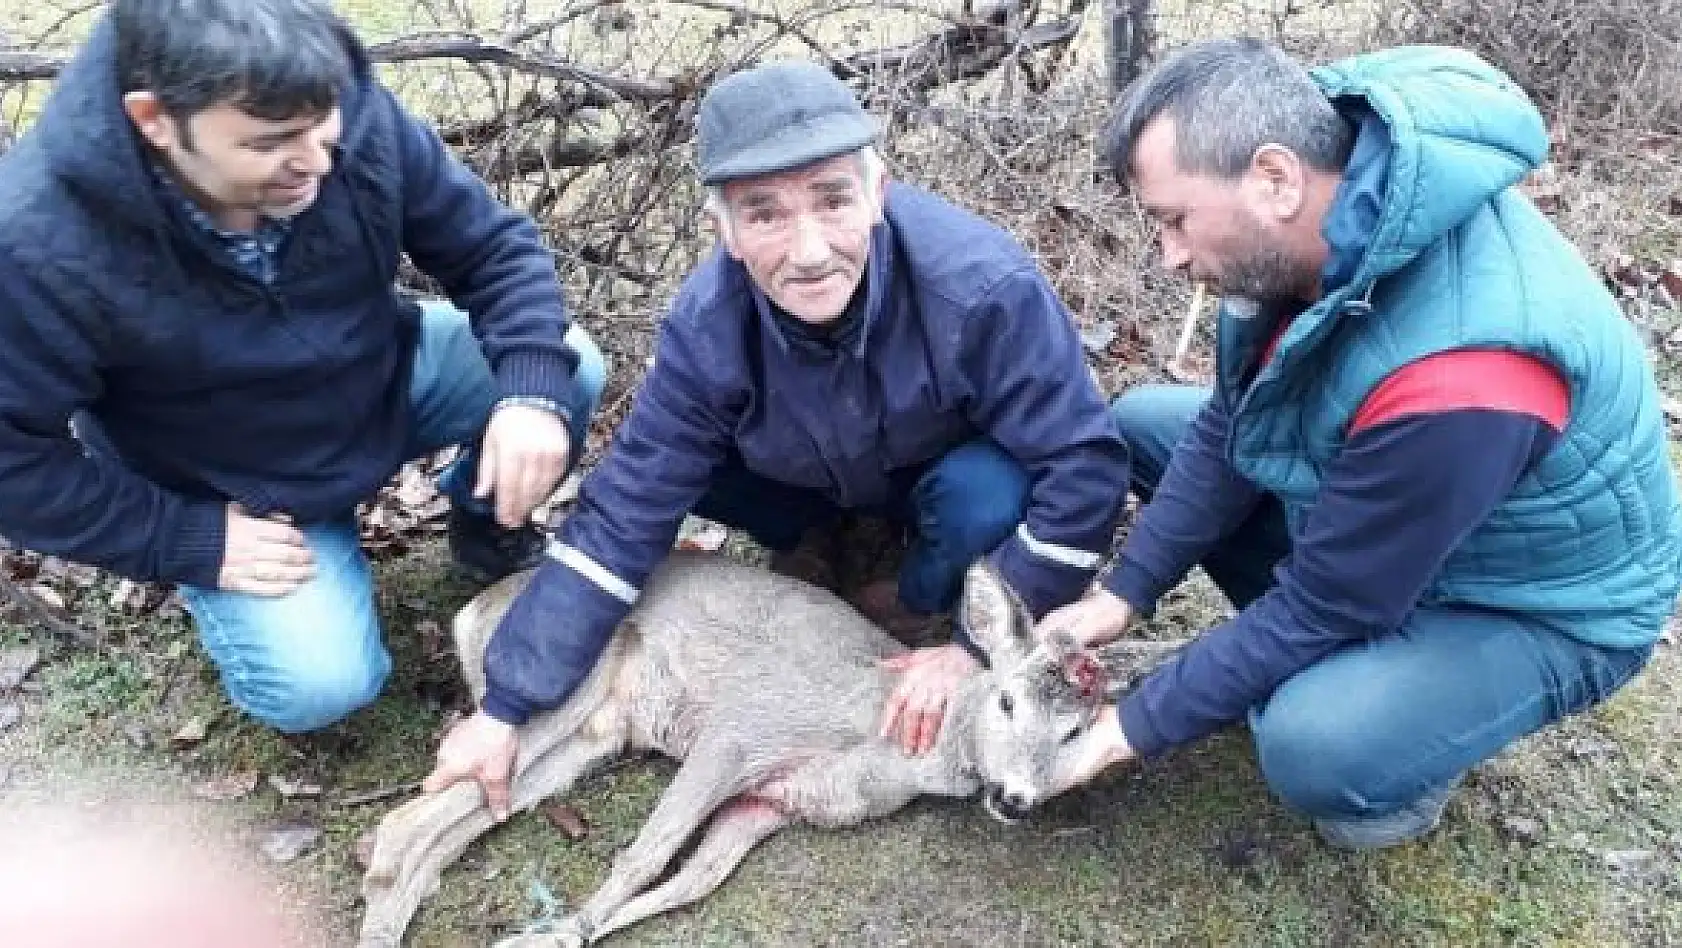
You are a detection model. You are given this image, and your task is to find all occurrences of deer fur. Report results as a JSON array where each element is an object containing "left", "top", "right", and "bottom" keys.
[{"left": 358, "top": 551, "right": 1180, "bottom": 947}]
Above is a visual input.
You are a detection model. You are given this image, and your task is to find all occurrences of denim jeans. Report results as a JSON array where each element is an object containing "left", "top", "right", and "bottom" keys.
[
  {"left": 692, "top": 439, "right": 1031, "bottom": 614},
  {"left": 1113, "top": 385, "right": 1654, "bottom": 819},
  {"left": 177, "top": 302, "right": 607, "bottom": 733}
]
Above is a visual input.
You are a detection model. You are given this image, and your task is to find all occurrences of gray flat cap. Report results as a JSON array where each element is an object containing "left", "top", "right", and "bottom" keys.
[{"left": 696, "top": 60, "right": 879, "bottom": 186}]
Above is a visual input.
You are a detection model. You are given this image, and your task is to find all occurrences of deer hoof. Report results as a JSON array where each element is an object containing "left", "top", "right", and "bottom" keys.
[{"left": 492, "top": 918, "right": 587, "bottom": 948}]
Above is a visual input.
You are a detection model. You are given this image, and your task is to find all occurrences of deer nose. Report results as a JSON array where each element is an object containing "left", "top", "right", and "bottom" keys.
[{"left": 984, "top": 784, "right": 1032, "bottom": 823}]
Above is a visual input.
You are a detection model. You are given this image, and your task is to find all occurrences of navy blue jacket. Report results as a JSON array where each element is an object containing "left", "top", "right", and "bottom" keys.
[
  {"left": 481, "top": 186, "right": 1130, "bottom": 724},
  {"left": 0, "top": 19, "right": 577, "bottom": 587}
]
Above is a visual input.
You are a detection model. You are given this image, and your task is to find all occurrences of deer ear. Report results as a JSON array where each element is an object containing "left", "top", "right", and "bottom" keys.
[
  {"left": 1058, "top": 647, "right": 1110, "bottom": 706},
  {"left": 958, "top": 560, "right": 1033, "bottom": 666}
]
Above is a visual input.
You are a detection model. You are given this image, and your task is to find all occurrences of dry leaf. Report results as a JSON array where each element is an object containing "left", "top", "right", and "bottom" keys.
[
  {"left": 353, "top": 830, "right": 379, "bottom": 870},
  {"left": 170, "top": 716, "right": 209, "bottom": 748},
  {"left": 192, "top": 770, "right": 261, "bottom": 802},
  {"left": 1079, "top": 319, "right": 1118, "bottom": 354},
  {"left": 268, "top": 774, "right": 324, "bottom": 799},
  {"left": 1659, "top": 261, "right": 1682, "bottom": 304},
  {"left": 1521, "top": 163, "right": 1563, "bottom": 214},
  {"left": 122, "top": 723, "right": 151, "bottom": 750},
  {"left": 674, "top": 517, "right": 728, "bottom": 552},
  {"left": 25, "top": 583, "right": 64, "bottom": 612},
  {"left": 105, "top": 579, "right": 164, "bottom": 614},
  {"left": 1605, "top": 254, "right": 1643, "bottom": 289},
  {"left": 261, "top": 821, "right": 322, "bottom": 864},
  {"left": 415, "top": 619, "right": 446, "bottom": 661},
  {"left": 540, "top": 801, "right": 590, "bottom": 841},
  {"left": 0, "top": 646, "right": 42, "bottom": 692},
  {"left": 394, "top": 467, "right": 438, "bottom": 508}
]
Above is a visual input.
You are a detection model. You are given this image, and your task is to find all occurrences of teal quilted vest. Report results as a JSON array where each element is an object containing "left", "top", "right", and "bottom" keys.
[{"left": 1219, "top": 47, "right": 1681, "bottom": 647}]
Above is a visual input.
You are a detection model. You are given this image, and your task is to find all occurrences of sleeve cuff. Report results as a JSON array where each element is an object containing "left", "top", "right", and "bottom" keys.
[
  {"left": 1116, "top": 692, "right": 1170, "bottom": 759},
  {"left": 160, "top": 499, "right": 227, "bottom": 588},
  {"left": 989, "top": 535, "right": 1098, "bottom": 620},
  {"left": 496, "top": 349, "right": 576, "bottom": 407},
  {"left": 481, "top": 554, "right": 632, "bottom": 724},
  {"left": 1102, "top": 557, "right": 1171, "bottom": 619},
  {"left": 481, "top": 689, "right": 534, "bottom": 727}
]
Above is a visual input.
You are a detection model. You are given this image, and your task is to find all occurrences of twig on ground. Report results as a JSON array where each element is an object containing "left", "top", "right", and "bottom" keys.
[
  {"left": 0, "top": 570, "right": 99, "bottom": 647},
  {"left": 337, "top": 780, "right": 425, "bottom": 807}
]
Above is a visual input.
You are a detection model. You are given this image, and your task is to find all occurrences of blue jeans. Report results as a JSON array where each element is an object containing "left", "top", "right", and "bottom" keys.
[
  {"left": 1114, "top": 385, "right": 1653, "bottom": 819},
  {"left": 693, "top": 440, "right": 1031, "bottom": 614},
  {"left": 178, "top": 303, "right": 607, "bottom": 733}
]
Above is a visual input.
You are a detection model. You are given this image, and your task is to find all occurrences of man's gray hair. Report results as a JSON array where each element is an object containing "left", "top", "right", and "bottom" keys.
[
  {"left": 704, "top": 146, "right": 886, "bottom": 233},
  {"left": 1101, "top": 37, "right": 1353, "bottom": 181}
]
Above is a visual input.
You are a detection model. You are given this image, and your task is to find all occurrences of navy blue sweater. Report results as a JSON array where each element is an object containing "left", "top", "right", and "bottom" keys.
[
  {"left": 1108, "top": 350, "right": 1569, "bottom": 757},
  {"left": 0, "top": 19, "right": 576, "bottom": 586}
]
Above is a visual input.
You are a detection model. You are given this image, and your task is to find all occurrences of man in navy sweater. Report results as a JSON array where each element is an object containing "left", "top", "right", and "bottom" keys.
[
  {"left": 1048, "top": 40, "right": 1679, "bottom": 849},
  {"left": 423, "top": 62, "right": 1130, "bottom": 818},
  {"left": 0, "top": 0, "right": 604, "bottom": 732}
]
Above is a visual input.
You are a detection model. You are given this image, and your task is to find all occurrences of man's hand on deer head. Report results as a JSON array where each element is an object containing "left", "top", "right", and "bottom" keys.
[
  {"left": 1036, "top": 588, "right": 1134, "bottom": 649},
  {"left": 879, "top": 643, "right": 979, "bottom": 756},
  {"left": 423, "top": 710, "right": 519, "bottom": 822},
  {"left": 1070, "top": 703, "right": 1136, "bottom": 785},
  {"left": 1045, "top": 631, "right": 1137, "bottom": 785}
]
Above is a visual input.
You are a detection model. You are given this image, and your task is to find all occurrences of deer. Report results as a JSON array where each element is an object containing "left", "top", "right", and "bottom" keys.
[{"left": 357, "top": 551, "right": 1181, "bottom": 947}]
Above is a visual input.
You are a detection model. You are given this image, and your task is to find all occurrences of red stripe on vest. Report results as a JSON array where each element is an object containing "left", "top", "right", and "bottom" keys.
[{"left": 1350, "top": 349, "right": 1570, "bottom": 435}]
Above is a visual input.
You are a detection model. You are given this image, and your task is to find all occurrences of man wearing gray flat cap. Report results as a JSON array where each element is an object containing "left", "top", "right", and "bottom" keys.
[{"left": 423, "top": 60, "right": 1128, "bottom": 815}]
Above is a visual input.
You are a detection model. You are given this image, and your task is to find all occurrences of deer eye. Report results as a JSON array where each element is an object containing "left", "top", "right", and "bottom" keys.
[
  {"left": 998, "top": 693, "right": 1014, "bottom": 717},
  {"left": 1059, "top": 725, "right": 1083, "bottom": 745}
]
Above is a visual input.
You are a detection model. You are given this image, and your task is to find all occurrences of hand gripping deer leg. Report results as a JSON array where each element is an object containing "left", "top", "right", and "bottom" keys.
[
  {"left": 360, "top": 640, "right": 631, "bottom": 947},
  {"left": 359, "top": 704, "right": 592, "bottom": 929},
  {"left": 357, "top": 727, "right": 624, "bottom": 948}
]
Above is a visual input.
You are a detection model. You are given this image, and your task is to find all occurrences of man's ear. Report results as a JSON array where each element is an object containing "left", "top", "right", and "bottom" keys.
[
  {"left": 122, "top": 91, "right": 176, "bottom": 152},
  {"left": 1246, "top": 143, "right": 1306, "bottom": 221},
  {"left": 871, "top": 175, "right": 888, "bottom": 223},
  {"left": 709, "top": 205, "right": 741, "bottom": 261}
]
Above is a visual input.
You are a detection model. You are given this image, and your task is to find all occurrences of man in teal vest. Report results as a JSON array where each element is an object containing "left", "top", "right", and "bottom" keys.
[{"left": 1046, "top": 39, "right": 1681, "bottom": 848}]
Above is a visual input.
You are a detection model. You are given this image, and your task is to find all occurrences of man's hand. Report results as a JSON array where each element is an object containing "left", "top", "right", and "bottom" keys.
[
  {"left": 1036, "top": 588, "right": 1134, "bottom": 649},
  {"left": 878, "top": 644, "right": 979, "bottom": 756},
  {"left": 217, "top": 505, "right": 314, "bottom": 597},
  {"left": 1068, "top": 703, "right": 1136, "bottom": 786},
  {"left": 476, "top": 404, "right": 572, "bottom": 529},
  {"left": 422, "top": 710, "right": 519, "bottom": 822}
]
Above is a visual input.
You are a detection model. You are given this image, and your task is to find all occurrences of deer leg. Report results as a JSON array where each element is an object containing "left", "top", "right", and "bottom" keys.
[
  {"left": 361, "top": 700, "right": 586, "bottom": 898},
  {"left": 588, "top": 797, "right": 788, "bottom": 942},
  {"left": 551, "top": 738, "right": 754, "bottom": 943},
  {"left": 357, "top": 729, "right": 623, "bottom": 948}
]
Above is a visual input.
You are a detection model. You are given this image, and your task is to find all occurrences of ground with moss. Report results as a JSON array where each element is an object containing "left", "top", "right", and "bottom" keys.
[{"left": 3, "top": 540, "right": 1679, "bottom": 946}]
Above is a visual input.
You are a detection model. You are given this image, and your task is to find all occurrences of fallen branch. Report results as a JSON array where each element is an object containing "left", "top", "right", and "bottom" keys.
[
  {"left": 0, "top": 570, "right": 99, "bottom": 647},
  {"left": 0, "top": 49, "right": 60, "bottom": 82},
  {"left": 336, "top": 780, "right": 424, "bottom": 808},
  {"left": 0, "top": 36, "right": 675, "bottom": 98}
]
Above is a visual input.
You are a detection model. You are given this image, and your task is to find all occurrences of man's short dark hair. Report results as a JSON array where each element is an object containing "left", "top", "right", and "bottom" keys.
[
  {"left": 112, "top": 0, "right": 357, "bottom": 144},
  {"left": 1101, "top": 37, "right": 1353, "bottom": 183}
]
